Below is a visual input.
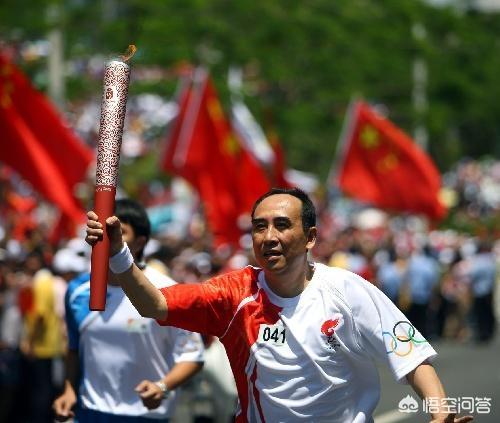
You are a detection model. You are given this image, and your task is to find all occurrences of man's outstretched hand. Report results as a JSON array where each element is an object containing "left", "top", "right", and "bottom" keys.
[{"left": 85, "top": 211, "right": 124, "bottom": 256}]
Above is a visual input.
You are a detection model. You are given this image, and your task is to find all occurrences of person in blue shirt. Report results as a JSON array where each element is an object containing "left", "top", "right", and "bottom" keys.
[
  {"left": 376, "top": 246, "right": 404, "bottom": 304},
  {"left": 53, "top": 199, "right": 204, "bottom": 423},
  {"left": 405, "top": 245, "right": 440, "bottom": 338},
  {"left": 461, "top": 241, "right": 497, "bottom": 343}
]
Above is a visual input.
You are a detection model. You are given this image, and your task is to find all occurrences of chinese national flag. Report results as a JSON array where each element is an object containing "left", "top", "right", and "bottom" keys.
[
  {"left": 0, "top": 54, "right": 93, "bottom": 224},
  {"left": 336, "top": 101, "right": 446, "bottom": 220},
  {"left": 162, "top": 69, "right": 270, "bottom": 246}
]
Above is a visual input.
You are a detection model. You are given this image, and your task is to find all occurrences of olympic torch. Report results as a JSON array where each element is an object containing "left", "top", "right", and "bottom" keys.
[{"left": 90, "top": 46, "right": 136, "bottom": 311}]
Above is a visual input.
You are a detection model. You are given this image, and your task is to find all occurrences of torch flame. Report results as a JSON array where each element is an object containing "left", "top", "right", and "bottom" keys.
[{"left": 120, "top": 45, "right": 137, "bottom": 63}]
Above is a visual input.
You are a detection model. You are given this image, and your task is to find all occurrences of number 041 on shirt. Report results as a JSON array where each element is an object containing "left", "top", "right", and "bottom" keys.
[{"left": 257, "top": 323, "right": 287, "bottom": 346}]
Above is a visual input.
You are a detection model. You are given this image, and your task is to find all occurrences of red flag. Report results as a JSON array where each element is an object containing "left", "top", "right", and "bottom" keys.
[
  {"left": 162, "top": 70, "right": 270, "bottom": 246},
  {"left": 0, "top": 54, "right": 92, "bottom": 222},
  {"left": 230, "top": 98, "right": 290, "bottom": 189},
  {"left": 267, "top": 129, "right": 291, "bottom": 188},
  {"left": 336, "top": 101, "right": 446, "bottom": 220}
]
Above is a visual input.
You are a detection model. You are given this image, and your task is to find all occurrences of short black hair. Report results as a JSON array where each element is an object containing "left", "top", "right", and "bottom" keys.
[
  {"left": 115, "top": 198, "right": 151, "bottom": 260},
  {"left": 251, "top": 187, "right": 316, "bottom": 233}
]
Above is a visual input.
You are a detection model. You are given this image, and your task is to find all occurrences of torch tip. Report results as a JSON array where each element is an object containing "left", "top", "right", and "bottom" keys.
[{"left": 120, "top": 45, "right": 137, "bottom": 63}]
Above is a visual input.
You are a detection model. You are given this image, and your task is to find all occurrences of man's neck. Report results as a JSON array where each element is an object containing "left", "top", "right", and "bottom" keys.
[{"left": 264, "top": 261, "right": 315, "bottom": 298}]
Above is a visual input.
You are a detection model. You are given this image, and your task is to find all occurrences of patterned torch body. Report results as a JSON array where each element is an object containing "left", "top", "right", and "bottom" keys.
[{"left": 90, "top": 60, "right": 130, "bottom": 311}]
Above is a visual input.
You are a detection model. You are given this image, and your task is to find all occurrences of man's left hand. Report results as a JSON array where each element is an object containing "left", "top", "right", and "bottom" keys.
[{"left": 135, "top": 380, "right": 165, "bottom": 410}]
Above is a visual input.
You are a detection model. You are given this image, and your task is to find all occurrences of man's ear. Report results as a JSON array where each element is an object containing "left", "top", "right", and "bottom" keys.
[{"left": 306, "top": 227, "right": 317, "bottom": 250}]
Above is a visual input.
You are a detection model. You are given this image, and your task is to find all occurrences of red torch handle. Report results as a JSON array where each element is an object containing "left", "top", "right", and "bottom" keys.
[{"left": 89, "top": 186, "right": 116, "bottom": 311}]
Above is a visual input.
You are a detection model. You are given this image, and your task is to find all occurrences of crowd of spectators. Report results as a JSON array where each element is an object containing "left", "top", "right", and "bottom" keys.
[{"left": 0, "top": 93, "right": 498, "bottom": 421}]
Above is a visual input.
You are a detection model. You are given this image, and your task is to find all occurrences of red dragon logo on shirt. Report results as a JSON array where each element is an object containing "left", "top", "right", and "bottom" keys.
[{"left": 321, "top": 314, "right": 343, "bottom": 351}]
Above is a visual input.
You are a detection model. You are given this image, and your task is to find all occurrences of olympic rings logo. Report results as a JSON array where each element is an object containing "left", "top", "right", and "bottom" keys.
[{"left": 382, "top": 321, "right": 428, "bottom": 357}]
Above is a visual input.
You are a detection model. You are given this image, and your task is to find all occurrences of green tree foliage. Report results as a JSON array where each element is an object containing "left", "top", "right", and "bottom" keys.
[{"left": 1, "top": 0, "right": 499, "bottom": 179}]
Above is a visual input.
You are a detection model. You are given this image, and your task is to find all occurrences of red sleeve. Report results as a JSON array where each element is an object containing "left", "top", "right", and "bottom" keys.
[{"left": 156, "top": 267, "right": 256, "bottom": 337}]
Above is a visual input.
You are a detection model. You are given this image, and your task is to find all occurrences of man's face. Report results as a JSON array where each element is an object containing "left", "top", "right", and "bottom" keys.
[{"left": 251, "top": 194, "right": 316, "bottom": 274}]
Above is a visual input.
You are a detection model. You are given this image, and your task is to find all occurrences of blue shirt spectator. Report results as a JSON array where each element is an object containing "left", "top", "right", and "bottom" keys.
[
  {"left": 377, "top": 252, "right": 403, "bottom": 303},
  {"left": 406, "top": 250, "right": 440, "bottom": 305},
  {"left": 465, "top": 252, "right": 496, "bottom": 297}
]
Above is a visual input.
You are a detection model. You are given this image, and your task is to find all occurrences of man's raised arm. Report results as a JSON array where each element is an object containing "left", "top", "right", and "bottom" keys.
[{"left": 85, "top": 211, "right": 167, "bottom": 320}]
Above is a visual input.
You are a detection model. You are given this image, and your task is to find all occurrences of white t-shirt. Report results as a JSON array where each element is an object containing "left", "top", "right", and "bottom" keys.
[
  {"left": 65, "top": 267, "right": 204, "bottom": 418},
  {"left": 160, "top": 263, "right": 437, "bottom": 422}
]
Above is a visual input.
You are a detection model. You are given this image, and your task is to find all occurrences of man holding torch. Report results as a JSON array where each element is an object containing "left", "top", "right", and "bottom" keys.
[{"left": 85, "top": 187, "right": 473, "bottom": 422}]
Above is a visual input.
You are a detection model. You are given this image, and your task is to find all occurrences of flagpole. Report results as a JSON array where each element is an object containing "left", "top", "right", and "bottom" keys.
[
  {"left": 327, "top": 97, "right": 359, "bottom": 189},
  {"left": 228, "top": 66, "right": 243, "bottom": 103},
  {"left": 47, "top": 4, "right": 65, "bottom": 108},
  {"left": 173, "top": 67, "right": 208, "bottom": 168},
  {"left": 161, "top": 69, "right": 192, "bottom": 165},
  {"left": 228, "top": 67, "right": 275, "bottom": 168},
  {"left": 412, "top": 22, "right": 428, "bottom": 151}
]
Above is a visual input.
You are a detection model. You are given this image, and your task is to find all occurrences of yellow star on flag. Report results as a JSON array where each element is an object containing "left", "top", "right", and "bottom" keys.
[
  {"left": 0, "top": 64, "right": 13, "bottom": 108},
  {"left": 207, "top": 97, "right": 224, "bottom": 122},
  {"left": 224, "top": 134, "right": 240, "bottom": 155},
  {"left": 377, "top": 152, "right": 399, "bottom": 172},
  {"left": 1, "top": 63, "right": 12, "bottom": 77},
  {"left": 360, "top": 125, "right": 379, "bottom": 149}
]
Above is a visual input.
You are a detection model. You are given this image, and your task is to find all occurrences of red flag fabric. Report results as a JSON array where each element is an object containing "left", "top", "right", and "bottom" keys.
[
  {"left": 162, "top": 70, "right": 270, "bottom": 246},
  {"left": 336, "top": 101, "right": 446, "bottom": 220},
  {"left": 0, "top": 54, "right": 92, "bottom": 223},
  {"left": 267, "top": 129, "right": 291, "bottom": 188}
]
